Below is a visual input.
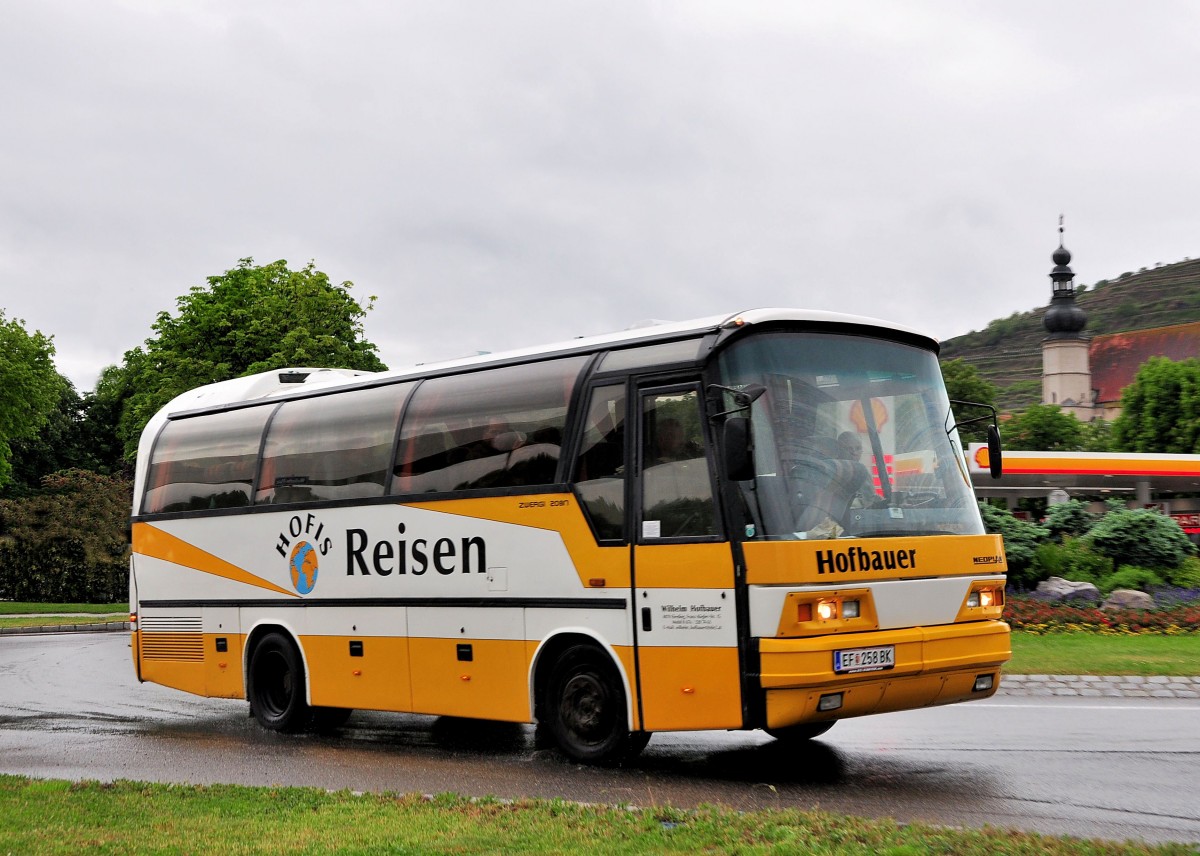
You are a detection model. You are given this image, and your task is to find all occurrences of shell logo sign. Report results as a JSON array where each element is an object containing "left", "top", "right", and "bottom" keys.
[
  {"left": 973, "top": 445, "right": 991, "bottom": 470},
  {"left": 849, "top": 398, "right": 889, "bottom": 433}
]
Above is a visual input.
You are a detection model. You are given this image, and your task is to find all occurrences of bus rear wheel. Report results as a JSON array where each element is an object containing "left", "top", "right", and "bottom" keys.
[
  {"left": 248, "top": 632, "right": 312, "bottom": 733},
  {"left": 546, "top": 644, "right": 642, "bottom": 765}
]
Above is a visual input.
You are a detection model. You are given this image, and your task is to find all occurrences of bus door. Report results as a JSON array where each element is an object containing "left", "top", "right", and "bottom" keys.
[{"left": 632, "top": 384, "right": 743, "bottom": 731}]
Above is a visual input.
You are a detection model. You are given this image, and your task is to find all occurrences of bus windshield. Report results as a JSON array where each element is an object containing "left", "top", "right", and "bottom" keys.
[{"left": 716, "top": 331, "right": 984, "bottom": 540}]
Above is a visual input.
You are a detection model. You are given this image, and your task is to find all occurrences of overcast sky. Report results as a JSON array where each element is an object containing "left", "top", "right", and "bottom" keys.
[{"left": 4, "top": 1, "right": 1199, "bottom": 392}]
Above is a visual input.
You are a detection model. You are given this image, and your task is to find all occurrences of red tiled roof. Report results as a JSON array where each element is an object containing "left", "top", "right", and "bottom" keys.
[{"left": 1090, "top": 321, "right": 1200, "bottom": 404}]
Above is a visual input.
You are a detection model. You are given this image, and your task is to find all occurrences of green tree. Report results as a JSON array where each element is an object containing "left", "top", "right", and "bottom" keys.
[
  {"left": 1083, "top": 507, "right": 1195, "bottom": 570},
  {"left": 1002, "top": 404, "right": 1084, "bottom": 451},
  {"left": 1112, "top": 356, "right": 1200, "bottom": 453},
  {"left": 6, "top": 379, "right": 88, "bottom": 491},
  {"left": 0, "top": 311, "right": 67, "bottom": 487},
  {"left": 1079, "top": 417, "right": 1114, "bottom": 452},
  {"left": 941, "top": 358, "right": 996, "bottom": 444},
  {"left": 116, "top": 259, "right": 387, "bottom": 458}
]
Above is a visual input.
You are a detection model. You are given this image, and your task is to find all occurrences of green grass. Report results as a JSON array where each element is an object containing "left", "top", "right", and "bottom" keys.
[
  {"left": 0, "top": 777, "right": 1188, "bottom": 855},
  {"left": 1009, "top": 631, "right": 1200, "bottom": 676},
  {"left": 0, "top": 602, "right": 124, "bottom": 615}
]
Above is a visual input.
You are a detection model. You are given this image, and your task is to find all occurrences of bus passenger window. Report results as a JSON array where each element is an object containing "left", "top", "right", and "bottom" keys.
[
  {"left": 142, "top": 407, "right": 273, "bottom": 514},
  {"left": 573, "top": 386, "right": 626, "bottom": 541},
  {"left": 641, "top": 390, "right": 717, "bottom": 538},
  {"left": 392, "top": 357, "right": 586, "bottom": 495},
  {"left": 255, "top": 383, "right": 410, "bottom": 505}
]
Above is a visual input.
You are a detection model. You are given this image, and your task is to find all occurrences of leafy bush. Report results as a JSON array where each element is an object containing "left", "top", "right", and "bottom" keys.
[
  {"left": 978, "top": 502, "right": 1049, "bottom": 589},
  {"left": 1083, "top": 508, "right": 1195, "bottom": 570},
  {"left": 1057, "top": 537, "right": 1114, "bottom": 583},
  {"left": 1099, "top": 565, "right": 1166, "bottom": 596},
  {"left": 1032, "top": 542, "right": 1066, "bottom": 579},
  {"left": 1043, "top": 500, "right": 1098, "bottom": 540},
  {"left": 1164, "top": 556, "right": 1200, "bottom": 589},
  {"left": 1031, "top": 537, "right": 1112, "bottom": 585},
  {"left": 0, "top": 469, "right": 131, "bottom": 603}
]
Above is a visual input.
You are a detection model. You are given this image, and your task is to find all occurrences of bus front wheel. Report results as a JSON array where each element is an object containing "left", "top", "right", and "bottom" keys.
[
  {"left": 248, "top": 632, "right": 311, "bottom": 733},
  {"left": 546, "top": 645, "right": 642, "bottom": 764}
]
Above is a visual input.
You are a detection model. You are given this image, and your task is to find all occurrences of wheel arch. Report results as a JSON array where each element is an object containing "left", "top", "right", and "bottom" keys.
[
  {"left": 529, "top": 629, "right": 635, "bottom": 728},
  {"left": 242, "top": 620, "right": 310, "bottom": 704}
]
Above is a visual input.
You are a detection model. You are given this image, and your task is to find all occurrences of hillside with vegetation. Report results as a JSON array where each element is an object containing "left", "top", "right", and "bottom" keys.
[{"left": 940, "top": 256, "right": 1200, "bottom": 411}]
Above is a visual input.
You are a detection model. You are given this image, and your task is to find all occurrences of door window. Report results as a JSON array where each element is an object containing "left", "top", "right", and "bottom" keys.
[{"left": 640, "top": 390, "right": 718, "bottom": 539}]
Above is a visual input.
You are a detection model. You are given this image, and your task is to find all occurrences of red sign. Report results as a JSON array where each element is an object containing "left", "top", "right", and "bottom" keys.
[{"left": 1170, "top": 512, "right": 1200, "bottom": 534}]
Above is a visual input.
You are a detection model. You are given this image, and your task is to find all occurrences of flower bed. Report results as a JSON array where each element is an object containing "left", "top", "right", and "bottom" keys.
[{"left": 1005, "top": 590, "right": 1200, "bottom": 635}]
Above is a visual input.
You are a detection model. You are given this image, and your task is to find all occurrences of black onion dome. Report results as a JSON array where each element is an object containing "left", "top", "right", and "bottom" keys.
[
  {"left": 1043, "top": 298, "right": 1087, "bottom": 336},
  {"left": 1044, "top": 232, "right": 1086, "bottom": 338}
]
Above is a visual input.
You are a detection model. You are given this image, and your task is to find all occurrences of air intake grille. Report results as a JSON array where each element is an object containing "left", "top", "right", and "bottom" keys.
[{"left": 140, "top": 616, "right": 204, "bottom": 661}]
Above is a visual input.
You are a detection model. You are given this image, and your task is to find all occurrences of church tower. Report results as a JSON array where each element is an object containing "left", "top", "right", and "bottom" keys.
[{"left": 1041, "top": 218, "right": 1094, "bottom": 419}]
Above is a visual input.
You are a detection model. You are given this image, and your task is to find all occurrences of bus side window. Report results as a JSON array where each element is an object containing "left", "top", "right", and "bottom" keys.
[
  {"left": 392, "top": 357, "right": 587, "bottom": 495},
  {"left": 572, "top": 385, "right": 626, "bottom": 541},
  {"left": 141, "top": 407, "right": 272, "bottom": 514},
  {"left": 641, "top": 390, "right": 718, "bottom": 539},
  {"left": 255, "top": 384, "right": 410, "bottom": 505}
]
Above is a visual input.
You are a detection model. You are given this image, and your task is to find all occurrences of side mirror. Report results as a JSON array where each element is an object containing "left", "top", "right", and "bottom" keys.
[
  {"left": 987, "top": 423, "right": 1003, "bottom": 479},
  {"left": 723, "top": 416, "right": 755, "bottom": 481},
  {"left": 949, "top": 399, "right": 1003, "bottom": 479}
]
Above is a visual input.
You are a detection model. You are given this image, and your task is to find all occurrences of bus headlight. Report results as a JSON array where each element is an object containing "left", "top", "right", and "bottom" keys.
[
  {"left": 966, "top": 585, "right": 1003, "bottom": 610},
  {"left": 778, "top": 589, "right": 877, "bottom": 636}
]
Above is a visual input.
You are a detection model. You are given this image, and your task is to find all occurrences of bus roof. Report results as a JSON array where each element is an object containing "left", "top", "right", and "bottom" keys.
[{"left": 153, "top": 307, "right": 937, "bottom": 418}]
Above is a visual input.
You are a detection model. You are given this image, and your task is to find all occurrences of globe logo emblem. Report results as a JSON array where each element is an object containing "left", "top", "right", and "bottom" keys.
[{"left": 289, "top": 540, "right": 319, "bottom": 595}]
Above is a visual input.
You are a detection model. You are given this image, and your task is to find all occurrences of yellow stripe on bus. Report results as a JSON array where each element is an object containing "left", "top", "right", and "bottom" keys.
[{"left": 133, "top": 522, "right": 298, "bottom": 597}]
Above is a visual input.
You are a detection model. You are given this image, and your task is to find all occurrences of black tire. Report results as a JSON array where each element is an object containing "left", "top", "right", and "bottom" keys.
[
  {"left": 766, "top": 720, "right": 836, "bottom": 742},
  {"left": 546, "top": 644, "right": 639, "bottom": 764},
  {"left": 248, "top": 632, "right": 311, "bottom": 733}
]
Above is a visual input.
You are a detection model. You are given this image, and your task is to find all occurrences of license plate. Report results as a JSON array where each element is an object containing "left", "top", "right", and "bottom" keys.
[{"left": 833, "top": 645, "right": 895, "bottom": 674}]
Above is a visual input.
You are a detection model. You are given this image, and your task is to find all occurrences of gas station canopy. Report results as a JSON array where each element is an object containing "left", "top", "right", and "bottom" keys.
[{"left": 968, "top": 445, "right": 1200, "bottom": 500}]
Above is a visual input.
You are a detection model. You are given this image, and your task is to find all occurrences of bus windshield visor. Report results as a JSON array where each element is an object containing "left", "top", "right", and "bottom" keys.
[{"left": 716, "top": 331, "right": 984, "bottom": 541}]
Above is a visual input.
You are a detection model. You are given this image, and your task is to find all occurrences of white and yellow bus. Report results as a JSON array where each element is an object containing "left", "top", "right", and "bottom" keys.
[{"left": 130, "top": 308, "right": 1009, "bottom": 762}]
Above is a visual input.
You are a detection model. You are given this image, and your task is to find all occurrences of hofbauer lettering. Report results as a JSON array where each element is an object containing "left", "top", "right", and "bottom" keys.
[{"left": 817, "top": 547, "right": 917, "bottom": 574}]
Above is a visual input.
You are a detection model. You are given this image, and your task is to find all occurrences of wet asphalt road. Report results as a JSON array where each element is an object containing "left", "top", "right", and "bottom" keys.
[{"left": 2, "top": 633, "right": 1199, "bottom": 845}]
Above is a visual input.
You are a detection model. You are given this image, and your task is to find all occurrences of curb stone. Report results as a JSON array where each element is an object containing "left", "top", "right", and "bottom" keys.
[{"left": 0, "top": 621, "right": 131, "bottom": 636}]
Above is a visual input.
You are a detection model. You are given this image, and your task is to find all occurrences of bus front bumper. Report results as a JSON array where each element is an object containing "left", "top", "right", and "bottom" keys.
[{"left": 758, "top": 620, "right": 1010, "bottom": 729}]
